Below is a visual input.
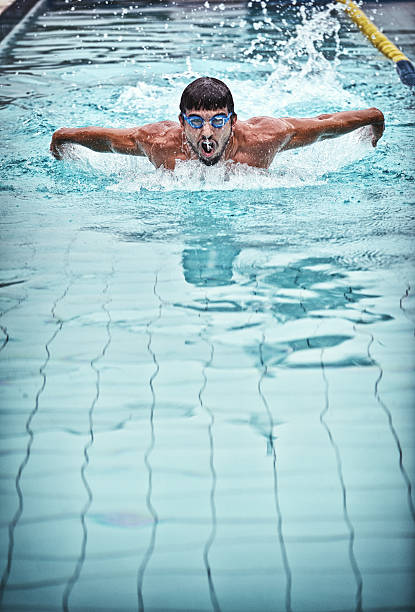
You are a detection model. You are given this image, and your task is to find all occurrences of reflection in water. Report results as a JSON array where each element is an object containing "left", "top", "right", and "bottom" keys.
[
  {"left": 179, "top": 231, "right": 392, "bottom": 359},
  {"left": 182, "top": 239, "right": 241, "bottom": 287}
]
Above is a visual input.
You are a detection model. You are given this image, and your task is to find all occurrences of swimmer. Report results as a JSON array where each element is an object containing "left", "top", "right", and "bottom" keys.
[{"left": 50, "top": 76, "right": 384, "bottom": 171}]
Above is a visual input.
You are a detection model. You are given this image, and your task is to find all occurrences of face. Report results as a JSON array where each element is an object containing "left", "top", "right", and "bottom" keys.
[{"left": 179, "top": 107, "right": 236, "bottom": 166}]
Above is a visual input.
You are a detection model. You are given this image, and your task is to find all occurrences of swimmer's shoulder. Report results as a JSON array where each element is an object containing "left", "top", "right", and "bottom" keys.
[
  {"left": 131, "top": 120, "right": 182, "bottom": 149},
  {"left": 236, "top": 116, "right": 291, "bottom": 149},
  {"left": 130, "top": 121, "right": 183, "bottom": 169},
  {"left": 232, "top": 117, "right": 293, "bottom": 167}
]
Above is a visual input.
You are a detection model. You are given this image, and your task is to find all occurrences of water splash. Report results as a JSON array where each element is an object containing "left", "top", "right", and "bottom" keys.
[
  {"left": 62, "top": 125, "right": 375, "bottom": 193},
  {"left": 240, "top": 3, "right": 360, "bottom": 114},
  {"left": 55, "top": 4, "right": 378, "bottom": 193}
]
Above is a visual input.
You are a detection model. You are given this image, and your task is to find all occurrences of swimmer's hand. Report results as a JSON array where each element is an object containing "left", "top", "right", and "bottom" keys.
[
  {"left": 370, "top": 110, "right": 385, "bottom": 147},
  {"left": 50, "top": 128, "right": 70, "bottom": 159}
]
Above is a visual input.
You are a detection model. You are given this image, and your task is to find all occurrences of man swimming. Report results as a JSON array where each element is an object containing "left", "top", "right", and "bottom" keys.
[{"left": 50, "top": 76, "right": 384, "bottom": 170}]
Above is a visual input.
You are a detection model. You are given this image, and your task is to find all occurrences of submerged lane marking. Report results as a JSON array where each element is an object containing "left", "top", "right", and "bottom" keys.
[
  {"left": 198, "top": 324, "right": 221, "bottom": 612},
  {"left": 356, "top": 324, "right": 415, "bottom": 524},
  {"left": 319, "top": 347, "right": 363, "bottom": 612},
  {"left": 62, "top": 271, "right": 113, "bottom": 612},
  {"left": 0, "top": 279, "right": 72, "bottom": 605},
  {"left": 258, "top": 333, "right": 293, "bottom": 612},
  {"left": 137, "top": 273, "right": 162, "bottom": 612}
]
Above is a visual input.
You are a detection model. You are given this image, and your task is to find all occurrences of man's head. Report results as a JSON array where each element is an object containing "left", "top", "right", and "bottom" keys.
[{"left": 179, "top": 77, "right": 237, "bottom": 166}]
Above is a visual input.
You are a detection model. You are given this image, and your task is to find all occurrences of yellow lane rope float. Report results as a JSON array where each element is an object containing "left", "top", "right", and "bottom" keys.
[{"left": 335, "top": 0, "right": 415, "bottom": 88}]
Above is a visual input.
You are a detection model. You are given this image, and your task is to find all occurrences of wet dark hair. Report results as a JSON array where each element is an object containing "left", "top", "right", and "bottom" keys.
[{"left": 180, "top": 77, "right": 234, "bottom": 114}]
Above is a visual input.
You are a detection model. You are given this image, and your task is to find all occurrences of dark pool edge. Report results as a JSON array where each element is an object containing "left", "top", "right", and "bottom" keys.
[{"left": 0, "top": 0, "right": 43, "bottom": 42}]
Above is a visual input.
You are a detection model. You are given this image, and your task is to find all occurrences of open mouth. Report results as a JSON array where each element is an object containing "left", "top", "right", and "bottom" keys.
[{"left": 200, "top": 139, "right": 217, "bottom": 158}]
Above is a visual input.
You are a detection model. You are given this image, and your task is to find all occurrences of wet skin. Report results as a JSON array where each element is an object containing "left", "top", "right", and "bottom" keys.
[
  {"left": 50, "top": 106, "right": 384, "bottom": 170},
  {"left": 178, "top": 107, "right": 235, "bottom": 166}
]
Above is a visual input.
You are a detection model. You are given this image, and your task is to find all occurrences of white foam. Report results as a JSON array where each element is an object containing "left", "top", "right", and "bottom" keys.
[{"left": 63, "top": 124, "right": 374, "bottom": 193}]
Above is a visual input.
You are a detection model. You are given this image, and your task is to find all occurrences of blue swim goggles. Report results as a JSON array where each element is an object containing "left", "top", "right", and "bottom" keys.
[{"left": 182, "top": 112, "right": 233, "bottom": 129}]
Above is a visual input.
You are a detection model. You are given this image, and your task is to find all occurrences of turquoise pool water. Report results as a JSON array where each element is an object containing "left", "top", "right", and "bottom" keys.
[{"left": 0, "top": 1, "right": 414, "bottom": 610}]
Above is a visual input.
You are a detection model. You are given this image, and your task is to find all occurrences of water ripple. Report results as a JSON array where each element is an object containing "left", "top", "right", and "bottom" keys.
[
  {"left": 199, "top": 332, "right": 221, "bottom": 612},
  {"left": 400, "top": 284, "right": 415, "bottom": 333},
  {"left": 0, "top": 275, "right": 72, "bottom": 606},
  {"left": 319, "top": 348, "right": 363, "bottom": 612},
  {"left": 137, "top": 273, "right": 162, "bottom": 612},
  {"left": 357, "top": 325, "right": 415, "bottom": 524},
  {"left": 0, "top": 325, "right": 9, "bottom": 353},
  {"left": 62, "top": 272, "right": 113, "bottom": 611},
  {"left": 258, "top": 334, "right": 292, "bottom": 612}
]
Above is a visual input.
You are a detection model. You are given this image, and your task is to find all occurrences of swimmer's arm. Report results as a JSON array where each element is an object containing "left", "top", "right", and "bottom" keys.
[
  {"left": 278, "top": 108, "right": 385, "bottom": 151},
  {"left": 50, "top": 126, "right": 148, "bottom": 159}
]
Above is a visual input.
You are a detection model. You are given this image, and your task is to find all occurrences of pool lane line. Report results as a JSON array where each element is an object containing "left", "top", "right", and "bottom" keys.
[
  {"left": 335, "top": 0, "right": 415, "bottom": 89},
  {"left": 62, "top": 275, "right": 113, "bottom": 612},
  {"left": 0, "top": 264, "right": 33, "bottom": 358},
  {"left": 198, "top": 335, "right": 221, "bottom": 612},
  {"left": 0, "top": 236, "right": 77, "bottom": 606},
  {"left": 0, "top": 227, "right": 76, "bottom": 604},
  {"left": 258, "top": 334, "right": 293, "bottom": 612},
  {"left": 347, "top": 283, "right": 415, "bottom": 524},
  {"left": 0, "top": 280, "right": 72, "bottom": 607},
  {"left": 400, "top": 284, "right": 415, "bottom": 334},
  {"left": 372, "top": 353, "right": 415, "bottom": 523},
  {"left": 137, "top": 273, "right": 162, "bottom": 612},
  {"left": 319, "top": 348, "right": 363, "bottom": 612},
  {"left": 360, "top": 326, "right": 415, "bottom": 524},
  {"left": 294, "top": 265, "right": 363, "bottom": 607},
  {"left": 0, "top": 325, "right": 9, "bottom": 352}
]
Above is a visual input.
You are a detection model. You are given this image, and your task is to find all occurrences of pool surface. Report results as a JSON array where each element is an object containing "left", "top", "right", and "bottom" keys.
[{"left": 0, "top": 1, "right": 414, "bottom": 610}]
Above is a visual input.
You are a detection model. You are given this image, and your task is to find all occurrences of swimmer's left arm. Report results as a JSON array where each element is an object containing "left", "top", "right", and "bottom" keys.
[{"left": 277, "top": 108, "right": 385, "bottom": 151}]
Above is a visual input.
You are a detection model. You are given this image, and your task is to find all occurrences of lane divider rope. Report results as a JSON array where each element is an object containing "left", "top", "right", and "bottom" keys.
[{"left": 335, "top": 0, "right": 415, "bottom": 88}]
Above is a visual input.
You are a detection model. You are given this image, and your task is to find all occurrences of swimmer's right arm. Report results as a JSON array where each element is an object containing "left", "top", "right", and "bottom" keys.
[{"left": 50, "top": 127, "right": 146, "bottom": 159}]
